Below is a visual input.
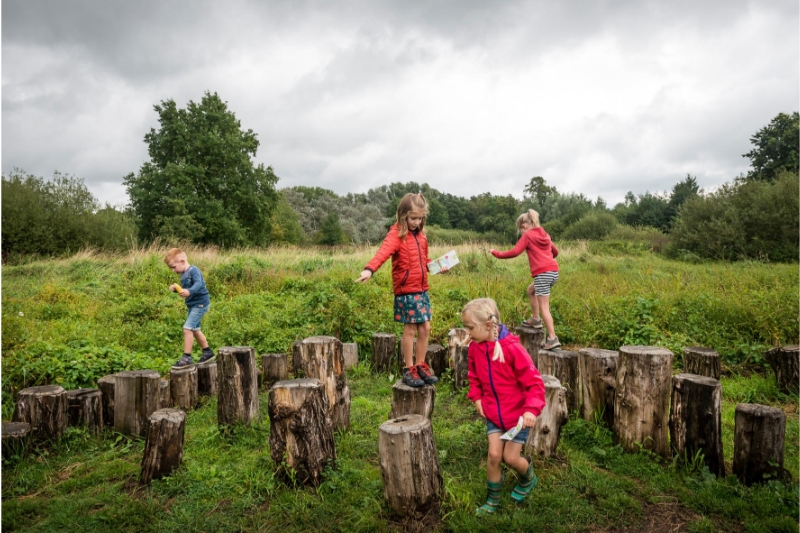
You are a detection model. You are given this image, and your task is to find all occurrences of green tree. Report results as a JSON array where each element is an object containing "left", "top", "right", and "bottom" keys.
[
  {"left": 124, "top": 92, "right": 279, "bottom": 247},
  {"left": 742, "top": 111, "right": 799, "bottom": 181},
  {"left": 524, "top": 176, "right": 557, "bottom": 207},
  {"left": 318, "top": 212, "right": 346, "bottom": 245}
]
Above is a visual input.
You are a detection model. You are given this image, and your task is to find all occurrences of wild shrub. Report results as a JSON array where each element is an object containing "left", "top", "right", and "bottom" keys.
[{"left": 561, "top": 212, "right": 619, "bottom": 240}]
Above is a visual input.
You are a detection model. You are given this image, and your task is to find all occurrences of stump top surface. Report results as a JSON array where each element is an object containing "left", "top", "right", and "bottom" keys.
[
  {"left": 98, "top": 375, "right": 116, "bottom": 384},
  {"left": 300, "top": 335, "right": 340, "bottom": 345},
  {"left": 195, "top": 360, "right": 217, "bottom": 369},
  {"left": 540, "top": 349, "right": 578, "bottom": 359},
  {"left": 619, "top": 345, "right": 673, "bottom": 357},
  {"left": 342, "top": 342, "right": 358, "bottom": 347},
  {"left": 373, "top": 332, "right": 396, "bottom": 339},
  {"left": 379, "top": 414, "right": 430, "bottom": 434},
  {"left": 66, "top": 388, "right": 101, "bottom": 398},
  {"left": 427, "top": 343, "right": 444, "bottom": 352},
  {"left": 218, "top": 346, "right": 255, "bottom": 354},
  {"left": 541, "top": 374, "right": 563, "bottom": 388},
  {"left": 2, "top": 421, "right": 31, "bottom": 435},
  {"left": 674, "top": 373, "right": 721, "bottom": 387},
  {"left": 392, "top": 380, "right": 435, "bottom": 392},
  {"left": 515, "top": 325, "right": 544, "bottom": 335},
  {"left": 735, "top": 403, "right": 786, "bottom": 418},
  {"left": 150, "top": 408, "right": 187, "bottom": 423},
  {"left": 769, "top": 345, "right": 799, "bottom": 353},
  {"left": 18, "top": 385, "right": 65, "bottom": 396},
  {"left": 116, "top": 370, "right": 160, "bottom": 379},
  {"left": 684, "top": 346, "right": 719, "bottom": 356},
  {"left": 272, "top": 378, "right": 324, "bottom": 390},
  {"left": 261, "top": 353, "right": 287, "bottom": 358},
  {"left": 170, "top": 365, "right": 198, "bottom": 376},
  {"left": 578, "top": 348, "right": 618, "bottom": 358}
]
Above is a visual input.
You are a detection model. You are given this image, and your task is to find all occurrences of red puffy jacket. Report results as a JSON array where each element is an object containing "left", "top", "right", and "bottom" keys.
[
  {"left": 365, "top": 225, "right": 429, "bottom": 295},
  {"left": 492, "top": 227, "right": 559, "bottom": 277}
]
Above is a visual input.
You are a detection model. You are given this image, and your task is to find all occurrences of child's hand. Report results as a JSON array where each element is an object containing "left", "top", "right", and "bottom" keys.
[
  {"left": 440, "top": 266, "right": 450, "bottom": 274},
  {"left": 522, "top": 411, "right": 537, "bottom": 428},
  {"left": 475, "top": 400, "right": 485, "bottom": 419},
  {"left": 354, "top": 270, "right": 372, "bottom": 283}
]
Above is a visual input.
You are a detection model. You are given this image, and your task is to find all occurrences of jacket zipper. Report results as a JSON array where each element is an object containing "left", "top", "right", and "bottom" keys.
[
  {"left": 412, "top": 232, "right": 425, "bottom": 283},
  {"left": 486, "top": 344, "right": 505, "bottom": 430},
  {"left": 399, "top": 269, "right": 409, "bottom": 288}
]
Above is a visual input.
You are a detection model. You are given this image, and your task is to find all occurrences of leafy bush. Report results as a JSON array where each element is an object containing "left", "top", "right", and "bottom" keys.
[{"left": 561, "top": 212, "right": 619, "bottom": 240}]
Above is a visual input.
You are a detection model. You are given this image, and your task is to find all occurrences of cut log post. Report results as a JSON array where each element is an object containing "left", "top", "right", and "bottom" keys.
[
  {"left": 372, "top": 333, "right": 397, "bottom": 373},
  {"left": 2, "top": 422, "right": 32, "bottom": 460},
  {"left": 396, "top": 338, "right": 416, "bottom": 374},
  {"left": 257, "top": 368, "right": 263, "bottom": 390},
  {"left": 613, "top": 346, "right": 674, "bottom": 457},
  {"left": 114, "top": 370, "right": 161, "bottom": 437},
  {"left": 170, "top": 365, "right": 198, "bottom": 411},
  {"left": 342, "top": 343, "right": 359, "bottom": 370},
  {"left": 669, "top": 374, "right": 725, "bottom": 476},
  {"left": 763, "top": 345, "right": 799, "bottom": 395},
  {"left": 448, "top": 327, "right": 471, "bottom": 390},
  {"left": 66, "top": 388, "right": 104, "bottom": 435},
  {"left": 261, "top": 354, "right": 289, "bottom": 387},
  {"left": 13, "top": 385, "right": 68, "bottom": 442},
  {"left": 268, "top": 378, "right": 336, "bottom": 487},
  {"left": 159, "top": 380, "right": 171, "bottom": 408},
  {"left": 525, "top": 375, "right": 568, "bottom": 459},
  {"left": 97, "top": 375, "right": 116, "bottom": 427},
  {"left": 390, "top": 381, "right": 436, "bottom": 419},
  {"left": 379, "top": 414, "right": 442, "bottom": 516},
  {"left": 515, "top": 325, "right": 545, "bottom": 367},
  {"left": 426, "top": 343, "right": 448, "bottom": 378},
  {"left": 217, "top": 346, "right": 260, "bottom": 427},
  {"left": 537, "top": 349, "right": 580, "bottom": 413},
  {"left": 290, "top": 340, "right": 304, "bottom": 376},
  {"left": 578, "top": 348, "right": 618, "bottom": 428},
  {"left": 733, "top": 403, "right": 787, "bottom": 484},
  {"left": 293, "top": 336, "right": 351, "bottom": 431},
  {"left": 139, "top": 408, "right": 186, "bottom": 485},
  {"left": 196, "top": 361, "right": 218, "bottom": 396},
  {"left": 683, "top": 347, "right": 721, "bottom": 380}
]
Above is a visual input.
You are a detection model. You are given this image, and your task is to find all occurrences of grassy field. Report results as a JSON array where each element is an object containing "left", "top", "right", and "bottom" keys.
[{"left": 2, "top": 244, "right": 798, "bottom": 532}]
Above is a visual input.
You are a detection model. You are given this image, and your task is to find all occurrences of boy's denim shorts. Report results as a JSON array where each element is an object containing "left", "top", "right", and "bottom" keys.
[
  {"left": 487, "top": 419, "right": 530, "bottom": 445},
  {"left": 183, "top": 304, "right": 209, "bottom": 331}
]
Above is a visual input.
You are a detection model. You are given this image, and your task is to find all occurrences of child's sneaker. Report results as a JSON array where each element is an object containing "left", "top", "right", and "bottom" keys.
[
  {"left": 416, "top": 361, "right": 439, "bottom": 385},
  {"left": 198, "top": 348, "right": 216, "bottom": 363},
  {"left": 402, "top": 366, "right": 425, "bottom": 387},
  {"left": 522, "top": 317, "right": 543, "bottom": 329},
  {"left": 542, "top": 336, "right": 561, "bottom": 350},
  {"left": 173, "top": 354, "right": 193, "bottom": 367}
]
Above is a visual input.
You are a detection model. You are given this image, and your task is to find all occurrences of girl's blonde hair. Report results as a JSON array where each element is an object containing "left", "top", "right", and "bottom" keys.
[
  {"left": 461, "top": 298, "right": 506, "bottom": 362},
  {"left": 396, "top": 193, "right": 429, "bottom": 238},
  {"left": 516, "top": 209, "right": 540, "bottom": 231}
]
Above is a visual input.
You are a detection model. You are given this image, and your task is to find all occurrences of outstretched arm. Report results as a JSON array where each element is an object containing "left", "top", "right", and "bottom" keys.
[{"left": 491, "top": 233, "right": 529, "bottom": 259}]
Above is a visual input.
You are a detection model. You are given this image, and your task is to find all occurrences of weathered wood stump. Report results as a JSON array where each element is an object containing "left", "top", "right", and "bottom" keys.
[
  {"left": 516, "top": 325, "right": 545, "bottom": 367},
  {"left": 390, "top": 381, "right": 436, "bottom": 419},
  {"left": 217, "top": 346, "right": 260, "bottom": 427},
  {"left": 159, "top": 380, "right": 171, "bottom": 408},
  {"left": 379, "top": 414, "right": 442, "bottom": 516},
  {"left": 763, "top": 345, "right": 799, "bottom": 395},
  {"left": 578, "top": 348, "right": 617, "bottom": 428},
  {"left": 294, "top": 336, "right": 351, "bottom": 431},
  {"left": 2, "top": 422, "right": 31, "bottom": 460},
  {"left": 669, "top": 374, "right": 724, "bottom": 476},
  {"left": 525, "top": 375, "right": 569, "bottom": 459},
  {"left": 733, "top": 403, "right": 787, "bottom": 484},
  {"left": 170, "top": 365, "right": 198, "bottom": 411},
  {"left": 290, "top": 340, "right": 304, "bottom": 376},
  {"left": 448, "top": 328, "right": 471, "bottom": 389},
  {"left": 268, "top": 378, "right": 336, "bottom": 487},
  {"left": 426, "top": 343, "right": 448, "bottom": 378},
  {"left": 98, "top": 375, "right": 116, "bottom": 427},
  {"left": 538, "top": 349, "right": 580, "bottom": 413},
  {"left": 114, "top": 370, "right": 161, "bottom": 437},
  {"left": 13, "top": 385, "right": 68, "bottom": 442},
  {"left": 683, "top": 347, "right": 721, "bottom": 380},
  {"left": 342, "top": 343, "right": 359, "bottom": 370},
  {"left": 139, "top": 408, "right": 186, "bottom": 485},
  {"left": 261, "top": 354, "right": 289, "bottom": 386},
  {"left": 66, "top": 388, "right": 104, "bottom": 435},
  {"left": 614, "top": 346, "right": 674, "bottom": 457},
  {"left": 372, "top": 333, "right": 397, "bottom": 373},
  {"left": 196, "top": 361, "right": 218, "bottom": 396}
]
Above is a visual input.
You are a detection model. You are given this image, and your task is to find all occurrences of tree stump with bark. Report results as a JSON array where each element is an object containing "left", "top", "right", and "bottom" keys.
[
  {"left": 378, "top": 414, "right": 442, "bottom": 516},
  {"left": 426, "top": 343, "right": 448, "bottom": 378},
  {"left": 525, "top": 375, "right": 568, "bottom": 459},
  {"left": 342, "top": 343, "right": 359, "bottom": 370},
  {"left": 448, "top": 327, "right": 471, "bottom": 389},
  {"left": 2, "top": 422, "right": 31, "bottom": 460},
  {"left": 733, "top": 403, "right": 787, "bottom": 484},
  {"left": 261, "top": 354, "right": 288, "bottom": 387},
  {"left": 290, "top": 340, "right": 304, "bottom": 376},
  {"left": 159, "top": 380, "right": 171, "bottom": 408},
  {"left": 268, "top": 378, "right": 336, "bottom": 487},
  {"left": 669, "top": 374, "right": 724, "bottom": 476},
  {"left": 217, "top": 346, "right": 260, "bottom": 427},
  {"left": 98, "top": 375, "right": 116, "bottom": 427},
  {"left": 390, "top": 381, "right": 436, "bottom": 419},
  {"left": 66, "top": 388, "right": 104, "bottom": 435},
  {"left": 13, "top": 385, "right": 68, "bottom": 442},
  {"left": 538, "top": 349, "right": 580, "bottom": 413},
  {"left": 114, "top": 370, "right": 161, "bottom": 437},
  {"left": 196, "top": 361, "right": 218, "bottom": 396},
  {"left": 293, "top": 336, "right": 351, "bottom": 431},
  {"left": 515, "top": 325, "right": 545, "bottom": 367},
  {"left": 763, "top": 345, "right": 799, "bottom": 395},
  {"left": 170, "top": 365, "right": 198, "bottom": 411},
  {"left": 683, "top": 347, "right": 721, "bottom": 380},
  {"left": 578, "top": 348, "right": 618, "bottom": 428},
  {"left": 614, "top": 346, "right": 674, "bottom": 457},
  {"left": 372, "top": 333, "right": 397, "bottom": 373},
  {"left": 139, "top": 408, "right": 186, "bottom": 485}
]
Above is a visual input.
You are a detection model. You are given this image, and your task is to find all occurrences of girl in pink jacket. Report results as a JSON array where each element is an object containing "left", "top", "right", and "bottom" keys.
[{"left": 462, "top": 298, "right": 546, "bottom": 515}]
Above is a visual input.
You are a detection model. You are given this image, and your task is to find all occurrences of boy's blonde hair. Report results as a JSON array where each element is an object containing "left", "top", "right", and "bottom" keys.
[
  {"left": 396, "top": 193, "right": 429, "bottom": 238},
  {"left": 461, "top": 297, "right": 505, "bottom": 362},
  {"left": 164, "top": 248, "right": 186, "bottom": 265},
  {"left": 516, "top": 209, "right": 540, "bottom": 231}
]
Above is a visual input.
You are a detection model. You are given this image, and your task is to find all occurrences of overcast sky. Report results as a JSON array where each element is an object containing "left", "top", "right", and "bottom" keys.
[{"left": 3, "top": 0, "right": 798, "bottom": 208}]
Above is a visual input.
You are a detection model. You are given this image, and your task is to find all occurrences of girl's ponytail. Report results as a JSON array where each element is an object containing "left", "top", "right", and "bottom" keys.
[{"left": 527, "top": 209, "right": 540, "bottom": 228}]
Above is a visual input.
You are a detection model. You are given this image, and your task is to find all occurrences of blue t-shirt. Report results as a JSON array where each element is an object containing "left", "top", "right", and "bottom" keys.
[{"left": 180, "top": 265, "right": 211, "bottom": 308}]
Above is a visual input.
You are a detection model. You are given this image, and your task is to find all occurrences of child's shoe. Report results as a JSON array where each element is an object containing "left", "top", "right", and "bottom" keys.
[
  {"left": 173, "top": 354, "right": 193, "bottom": 367},
  {"left": 476, "top": 474, "right": 504, "bottom": 516},
  {"left": 510, "top": 458, "right": 538, "bottom": 503},
  {"left": 542, "top": 336, "right": 561, "bottom": 350},
  {"left": 198, "top": 347, "right": 216, "bottom": 363},
  {"left": 522, "top": 317, "right": 543, "bottom": 329},
  {"left": 402, "top": 366, "right": 425, "bottom": 387},
  {"left": 416, "top": 361, "right": 439, "bottom": 385}
]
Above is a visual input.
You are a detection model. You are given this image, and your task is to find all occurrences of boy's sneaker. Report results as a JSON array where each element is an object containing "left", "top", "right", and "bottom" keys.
[
  {"left": 173, "top": 354, "right": 193, "bottom": 367},
  {"left": 402, "top": 366, "right": 425, "bottom": 387},
  {"left": 198, "top": 348, "right": 216, "bottom": 363},
  {"left": 542, "top": 336, "right": 561, "bottom": 350},
  {"left": 416, "top": 361, "right": 439, "bottom": 385}
]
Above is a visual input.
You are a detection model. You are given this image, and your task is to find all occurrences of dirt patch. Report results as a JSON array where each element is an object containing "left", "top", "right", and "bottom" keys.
[
  {"left": 588, "top": 499, "right": 708, "bottom": 533},
  {"left": 387, "top": 506, "right": 442, "bottom": 533}
]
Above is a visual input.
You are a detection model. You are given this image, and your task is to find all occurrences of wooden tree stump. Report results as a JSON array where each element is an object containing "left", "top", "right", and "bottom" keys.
[
  {"left": 159, "top": 380, "right": 171, "bottom": 408},
  {"left": 683, "top": 347, "right": 721, "bottom": 380},
  {"left": 261, "top": 354, "right": 289, "bottom": 386},
  {"left": 13, "top": 385, "right": 68, "bottom": 442},
  {"left": 66, "top": 388, "right": 104, "bottom": 435},
  {"left": 114, "top": 370, "right": 161, "bottom": 437},
  {"left": 97, "top": 375, "right": 116, "bottom": 427},
  {"left": 448, "top": 327, "right": 471, "bottom": 389},
  {"left": 733, "top": 403, "right": 787, "bottom": 484},
  {"left": 268, "top": 378, "right": 336, "bottom": 487},
  {"left": 669, "top": 374, "right": 725, "bottom": 476},
  {"left": 140, "top": 408, "right": 186, "bottom": 485},
  {"left": 614, "top": 346, "right": 674, "bottom": 457},
  {"left": 426, "top": 343, "right": 448, "bottom": 378},
  {"left": 342, "top": 343, "right": 359, "bottom": 370},
  {"left": 538, "top": 349, "right": 580, "bottom": 413},
  {"left": 379, "top": 414, "right": 442, "bottom": 516},
  {"left": 390, "top": 381, "right": 436, "bottom": 419},
  {"left": 515, "top": 325, "right": 545, "bottom": 367},
  {"left": 578, "top": 348, "right": 618, "bottom": 428},
  {"left": 372, "top": 333, "right": 397, "bottom": 373},
  {"left": 294, "top": 336, "right": 351, "bottom": 431},
  {"left": 196, "top": 361, "right": 218, "bottom": 396},
  {"left": 763, "top": 345, "right": 799, "bottom": 395},
  {"left": 217, "top": 346, "right": 260, "bottom": 427},
  {"left": 170, "top": 365, "right": 198, "bottom": 411},
  {"left": 2, "top": 422, "right": 31, "bottom": 460},
  {"left": 290, "top": 340, "right": 304, "bottom": 376},
  {"left": 525, "top": 375, "right": 568, "bottom": 459}
]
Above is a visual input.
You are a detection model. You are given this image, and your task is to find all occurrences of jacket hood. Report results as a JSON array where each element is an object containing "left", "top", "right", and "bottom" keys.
[{"left": 526, "top": 227, "right": 551, "bottom": 247}]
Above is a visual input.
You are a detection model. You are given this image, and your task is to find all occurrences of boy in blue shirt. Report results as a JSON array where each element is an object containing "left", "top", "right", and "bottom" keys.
[{"left": 164, "top": 248, "right": 215, "bottom": 367}]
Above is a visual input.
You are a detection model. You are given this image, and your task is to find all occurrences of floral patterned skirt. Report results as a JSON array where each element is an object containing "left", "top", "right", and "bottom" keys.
[{"left": 393, "top": 291, "right": 432, "bottom": 323}]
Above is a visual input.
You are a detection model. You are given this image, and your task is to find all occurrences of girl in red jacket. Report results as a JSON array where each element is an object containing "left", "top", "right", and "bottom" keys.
[
  {"left": 463, "top": 297, "right": 545, "bottom": 515},
  {"left": 490, "top": 209, "right": 561, "bottom": 350},
  {"left": 355, "top": 193, "right": 441, "bottom": 388}
]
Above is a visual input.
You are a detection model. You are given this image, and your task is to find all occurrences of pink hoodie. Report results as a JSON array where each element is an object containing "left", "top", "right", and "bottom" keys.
[
  {"left": 466, "top": 327, "right": 546, "bottom": 431},
  {"left": 492, "top": 227, "right": 559, "bottom": 277}
]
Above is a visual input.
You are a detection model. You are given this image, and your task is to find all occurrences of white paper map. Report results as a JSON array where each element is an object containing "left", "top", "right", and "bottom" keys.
[
  {"left": 428, "top": 249, "right": 459, "bottom": 275},
  {"left": 500, "top": 416, "right": 524, "bottom": 441}
]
